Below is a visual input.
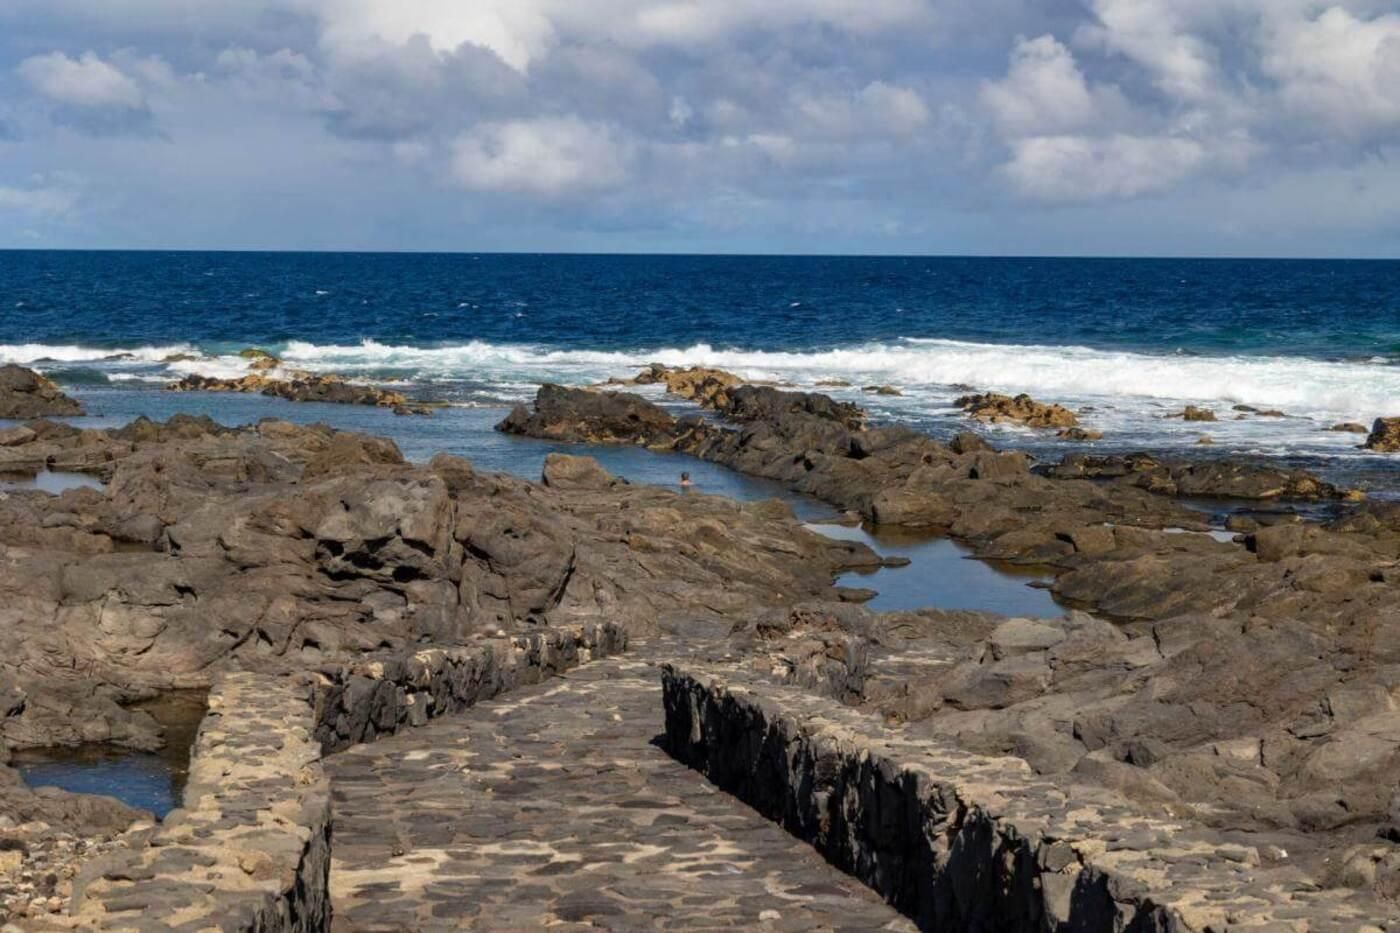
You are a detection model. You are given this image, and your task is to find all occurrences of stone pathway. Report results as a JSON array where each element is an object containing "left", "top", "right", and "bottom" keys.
[{"left": 327, "top": 655, "right": 912, "bottom": 931}]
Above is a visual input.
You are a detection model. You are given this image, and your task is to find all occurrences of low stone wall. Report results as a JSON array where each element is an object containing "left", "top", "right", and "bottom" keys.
[
  {"left": 313, "top": 623, "right": 627, "bottom": 753},
  {"left": 662, "top": 663, "right": 1395, "bottom": 932},
  {"left": 65, "top": 672, "right": 330, "bottom": 931},
  {"left": 54, "top": 624, "right": 626, "bottom": 931}
]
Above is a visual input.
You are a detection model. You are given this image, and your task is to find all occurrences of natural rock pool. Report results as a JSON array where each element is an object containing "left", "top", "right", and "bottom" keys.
[
  {"left": 11, "top": 691, "right": 207, "bottom": 819},
  {"left": 810, "top": 522, "right": 1062, "bottom": 617},
  {"left": 0, "top": 470, "right": 105, "bottom": 495}
]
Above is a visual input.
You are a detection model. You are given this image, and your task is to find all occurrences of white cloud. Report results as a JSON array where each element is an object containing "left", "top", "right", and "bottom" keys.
[
  {"left": 450, "top": 116, "right": 631, "bottom": 197},
  {"left": 980, "top": 35, "right": 1111, "bottom": 136},
  {"left": 295, "top": 0, "right": 929, "bottom": 71},
  {"left": 303, "top": 0, "right": 556, "bottom": 71},
  {"left": 1002, "top": 134, "right": 1206, "bottom": 201},
  {"left": 18, "top": 51, "right": 145, "bottom": 110},
  {"left": 1260, "top": 6, "right": 1400, "bottom": 137},
  {"left": 1077, "top": 0, "right": 1218, "bottom": 102}
]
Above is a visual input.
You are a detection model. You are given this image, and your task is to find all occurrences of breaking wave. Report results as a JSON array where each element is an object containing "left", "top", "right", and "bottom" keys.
[{"left": 5, "top": 337, "right": 1397, "bottom": 423}]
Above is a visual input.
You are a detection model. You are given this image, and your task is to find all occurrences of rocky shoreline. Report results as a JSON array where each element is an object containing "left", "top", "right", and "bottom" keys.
[
  {"left": 500, "top": 368, "right": 1400, "bottom": 901},
  {"left": 0, "top": 361, "right": 1396, "bottom": 923}
]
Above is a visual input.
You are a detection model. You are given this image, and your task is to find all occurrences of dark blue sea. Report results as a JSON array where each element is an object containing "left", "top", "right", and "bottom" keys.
[{"left": 2, "top": 250, "right": 1397, "bottom": 494}]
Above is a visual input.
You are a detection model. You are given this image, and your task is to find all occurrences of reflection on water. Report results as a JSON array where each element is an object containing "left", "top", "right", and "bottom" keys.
[
  {"left": 12, "top": 690, "right": 207, "bottom": 819},
  {"left": 809, "top": 523, "right": 1062, "bottom": 617},
  {"left": 0, "top": 470, "right": 105, "bottom": 494}
]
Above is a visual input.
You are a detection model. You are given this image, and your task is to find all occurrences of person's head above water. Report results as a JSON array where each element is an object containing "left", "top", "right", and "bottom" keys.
[{"left": 680, "top": 471, "right": 692, "bottom": 487}]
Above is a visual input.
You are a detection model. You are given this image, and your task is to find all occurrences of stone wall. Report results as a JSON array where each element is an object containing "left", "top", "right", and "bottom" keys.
[
  {"left": 65, "top": 672, "right": 330, "bottom": 931},
  {"left": 313, "top": 623, "right": 627, "bottom": 753},
  {"left": 55, "top": 623, "right": 626, "bottom": 931},
  {"left": 662, "top": 663, "right": 1395, "bottom": 932}
]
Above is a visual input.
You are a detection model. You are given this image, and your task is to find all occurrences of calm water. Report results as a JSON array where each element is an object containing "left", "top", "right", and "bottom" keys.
[
  {"left": 2, "top": 251, "right": 1396, "bottom": 493},
  {"left": 12, "top": 691, "right": 207, "bottom": 818},
  {"left": 812, "top": 523, "right": 1061, "bottom": 617}
]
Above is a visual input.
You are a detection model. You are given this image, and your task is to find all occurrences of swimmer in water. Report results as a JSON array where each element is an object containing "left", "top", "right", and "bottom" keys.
[{"left": 680, "top": 472, "right": 693, "bottom": 488}]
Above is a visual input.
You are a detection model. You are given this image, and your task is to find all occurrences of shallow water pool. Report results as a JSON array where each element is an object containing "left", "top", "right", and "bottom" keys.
[
  {"left": 12, "top": 691, "right": 207, "bottom": 819},
  {"left": 810, "top": 523, "right": 1063, "bottom": 617},
  {"left": 0, "top": 470, "right": 105, "bottom": 495}
]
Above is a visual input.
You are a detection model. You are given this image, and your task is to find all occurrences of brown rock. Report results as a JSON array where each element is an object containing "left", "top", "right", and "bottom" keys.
[
  {"left": 541, "top": 454, "right": 618, "bottom": 491},
  {"left": 955, "top": 392, "right": 1078, "bottom": 429},
  {"left": 1364, "top": 417, "right": 1400, "bottom": 452},
  {"left": 0, "top": 366, "right": 84, "bottom": 419},
  {"left": 1181, "top": 406, "right": 1217, "bottom": 422}
]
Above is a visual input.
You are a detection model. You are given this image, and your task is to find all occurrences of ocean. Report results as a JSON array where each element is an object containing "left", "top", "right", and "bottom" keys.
[{"left": 2, "top": 250, "right": 1398, "bottom": 496}]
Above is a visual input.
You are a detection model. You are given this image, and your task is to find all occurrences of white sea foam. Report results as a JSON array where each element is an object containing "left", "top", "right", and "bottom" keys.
[
  {"left": 266, "top": 338, "right": 1398, "bottom": 423},
  {"left": 0, "top": 343, "right": 197, "bottom": 365},
  {"left": 7, "top": 338, "right": 1397, "bottom": 431}
]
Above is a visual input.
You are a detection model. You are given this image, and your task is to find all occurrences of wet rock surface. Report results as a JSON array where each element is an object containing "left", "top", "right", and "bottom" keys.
[
  {"left": 955, "top": 392, "right": 1078, "bottom": 429},
  {"left": 328, "top": 652, "right": 912, "bottom": 932},
  {"left": 0, "top": 366, "right": 83, "bottom": 420}
]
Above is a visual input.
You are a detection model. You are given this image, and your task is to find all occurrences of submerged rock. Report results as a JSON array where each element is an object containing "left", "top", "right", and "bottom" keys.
[{"left": 0, "top": 366, "right": 83, "bottom": 419}]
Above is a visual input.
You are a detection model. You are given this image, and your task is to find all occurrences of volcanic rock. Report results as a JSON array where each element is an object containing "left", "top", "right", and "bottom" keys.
[
  {"left": 955, "top": 392, "right": 1078, "bottom": 429},
  {"left": 1365, "top": 418, "right": 1400, "bottom": 452},
  {"left": 167, "top": 371, "right": 418, "bottom": 412},
  {"left": 0, "top": 367, "right": 83, "bottom": 419}
]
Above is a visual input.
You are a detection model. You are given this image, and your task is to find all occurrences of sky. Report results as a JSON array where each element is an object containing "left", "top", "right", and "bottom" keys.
[{"left": 1, "top": 0, "right": 1399, "bottom": 256}]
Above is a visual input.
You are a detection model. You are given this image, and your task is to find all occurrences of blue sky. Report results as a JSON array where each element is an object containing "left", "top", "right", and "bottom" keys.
[{"left": 1, "top": 0, "right": 1399, "bottom": 256}]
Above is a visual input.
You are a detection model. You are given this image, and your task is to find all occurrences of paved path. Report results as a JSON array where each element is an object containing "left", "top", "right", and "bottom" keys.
[{"left": 327, "top": 654, "right": 912, "bottom": 931}]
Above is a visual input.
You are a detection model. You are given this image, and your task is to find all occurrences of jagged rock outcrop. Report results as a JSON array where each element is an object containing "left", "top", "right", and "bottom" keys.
[
  {"left": 955, "top": 392, "right": 1078, "bottom": 429},
  {"left": 168, "top": 371, "right": 427, "bottom": 413},
  {"left": 0, "top": 366, "right": 83, "bottom": 419},
  {"left": 1367, "top": 417, "right": 1400, "bottom": 452}
]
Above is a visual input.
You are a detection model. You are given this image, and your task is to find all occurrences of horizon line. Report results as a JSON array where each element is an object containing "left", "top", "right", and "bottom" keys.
[{"left": 1, "top": 246, "right": 1398, "bottom": 262}]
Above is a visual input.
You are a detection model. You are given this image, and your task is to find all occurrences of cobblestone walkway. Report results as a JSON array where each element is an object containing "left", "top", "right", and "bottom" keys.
[{"left": 327, "top": 655, "right": 911, "bottom": 931}]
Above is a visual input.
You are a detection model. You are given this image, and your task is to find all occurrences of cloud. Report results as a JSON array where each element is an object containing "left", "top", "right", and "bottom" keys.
[
  {"left": 1260, "top": 6, "right": 1400, "bottom": 138},
  {"left": 980, "top": 35, "right": 1119, "bottom": 136},
  {"left": 1, "top": 0, "right": 1399, "bottom": 253},
  {"left": 1076, "top": 0, "right": 1218, "bottom": 102},
  {"left": 1002, "top": 134, "right": 1206, "bottom": 201},
  {"left": 790, "top": 81, "right": 929, "bottom": 140},
  {"left": 18, "top": 51, "right": 145, "bottom": 109},
  {"left": 450, "top": 116, "right": 632, "bottom": 197}
]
